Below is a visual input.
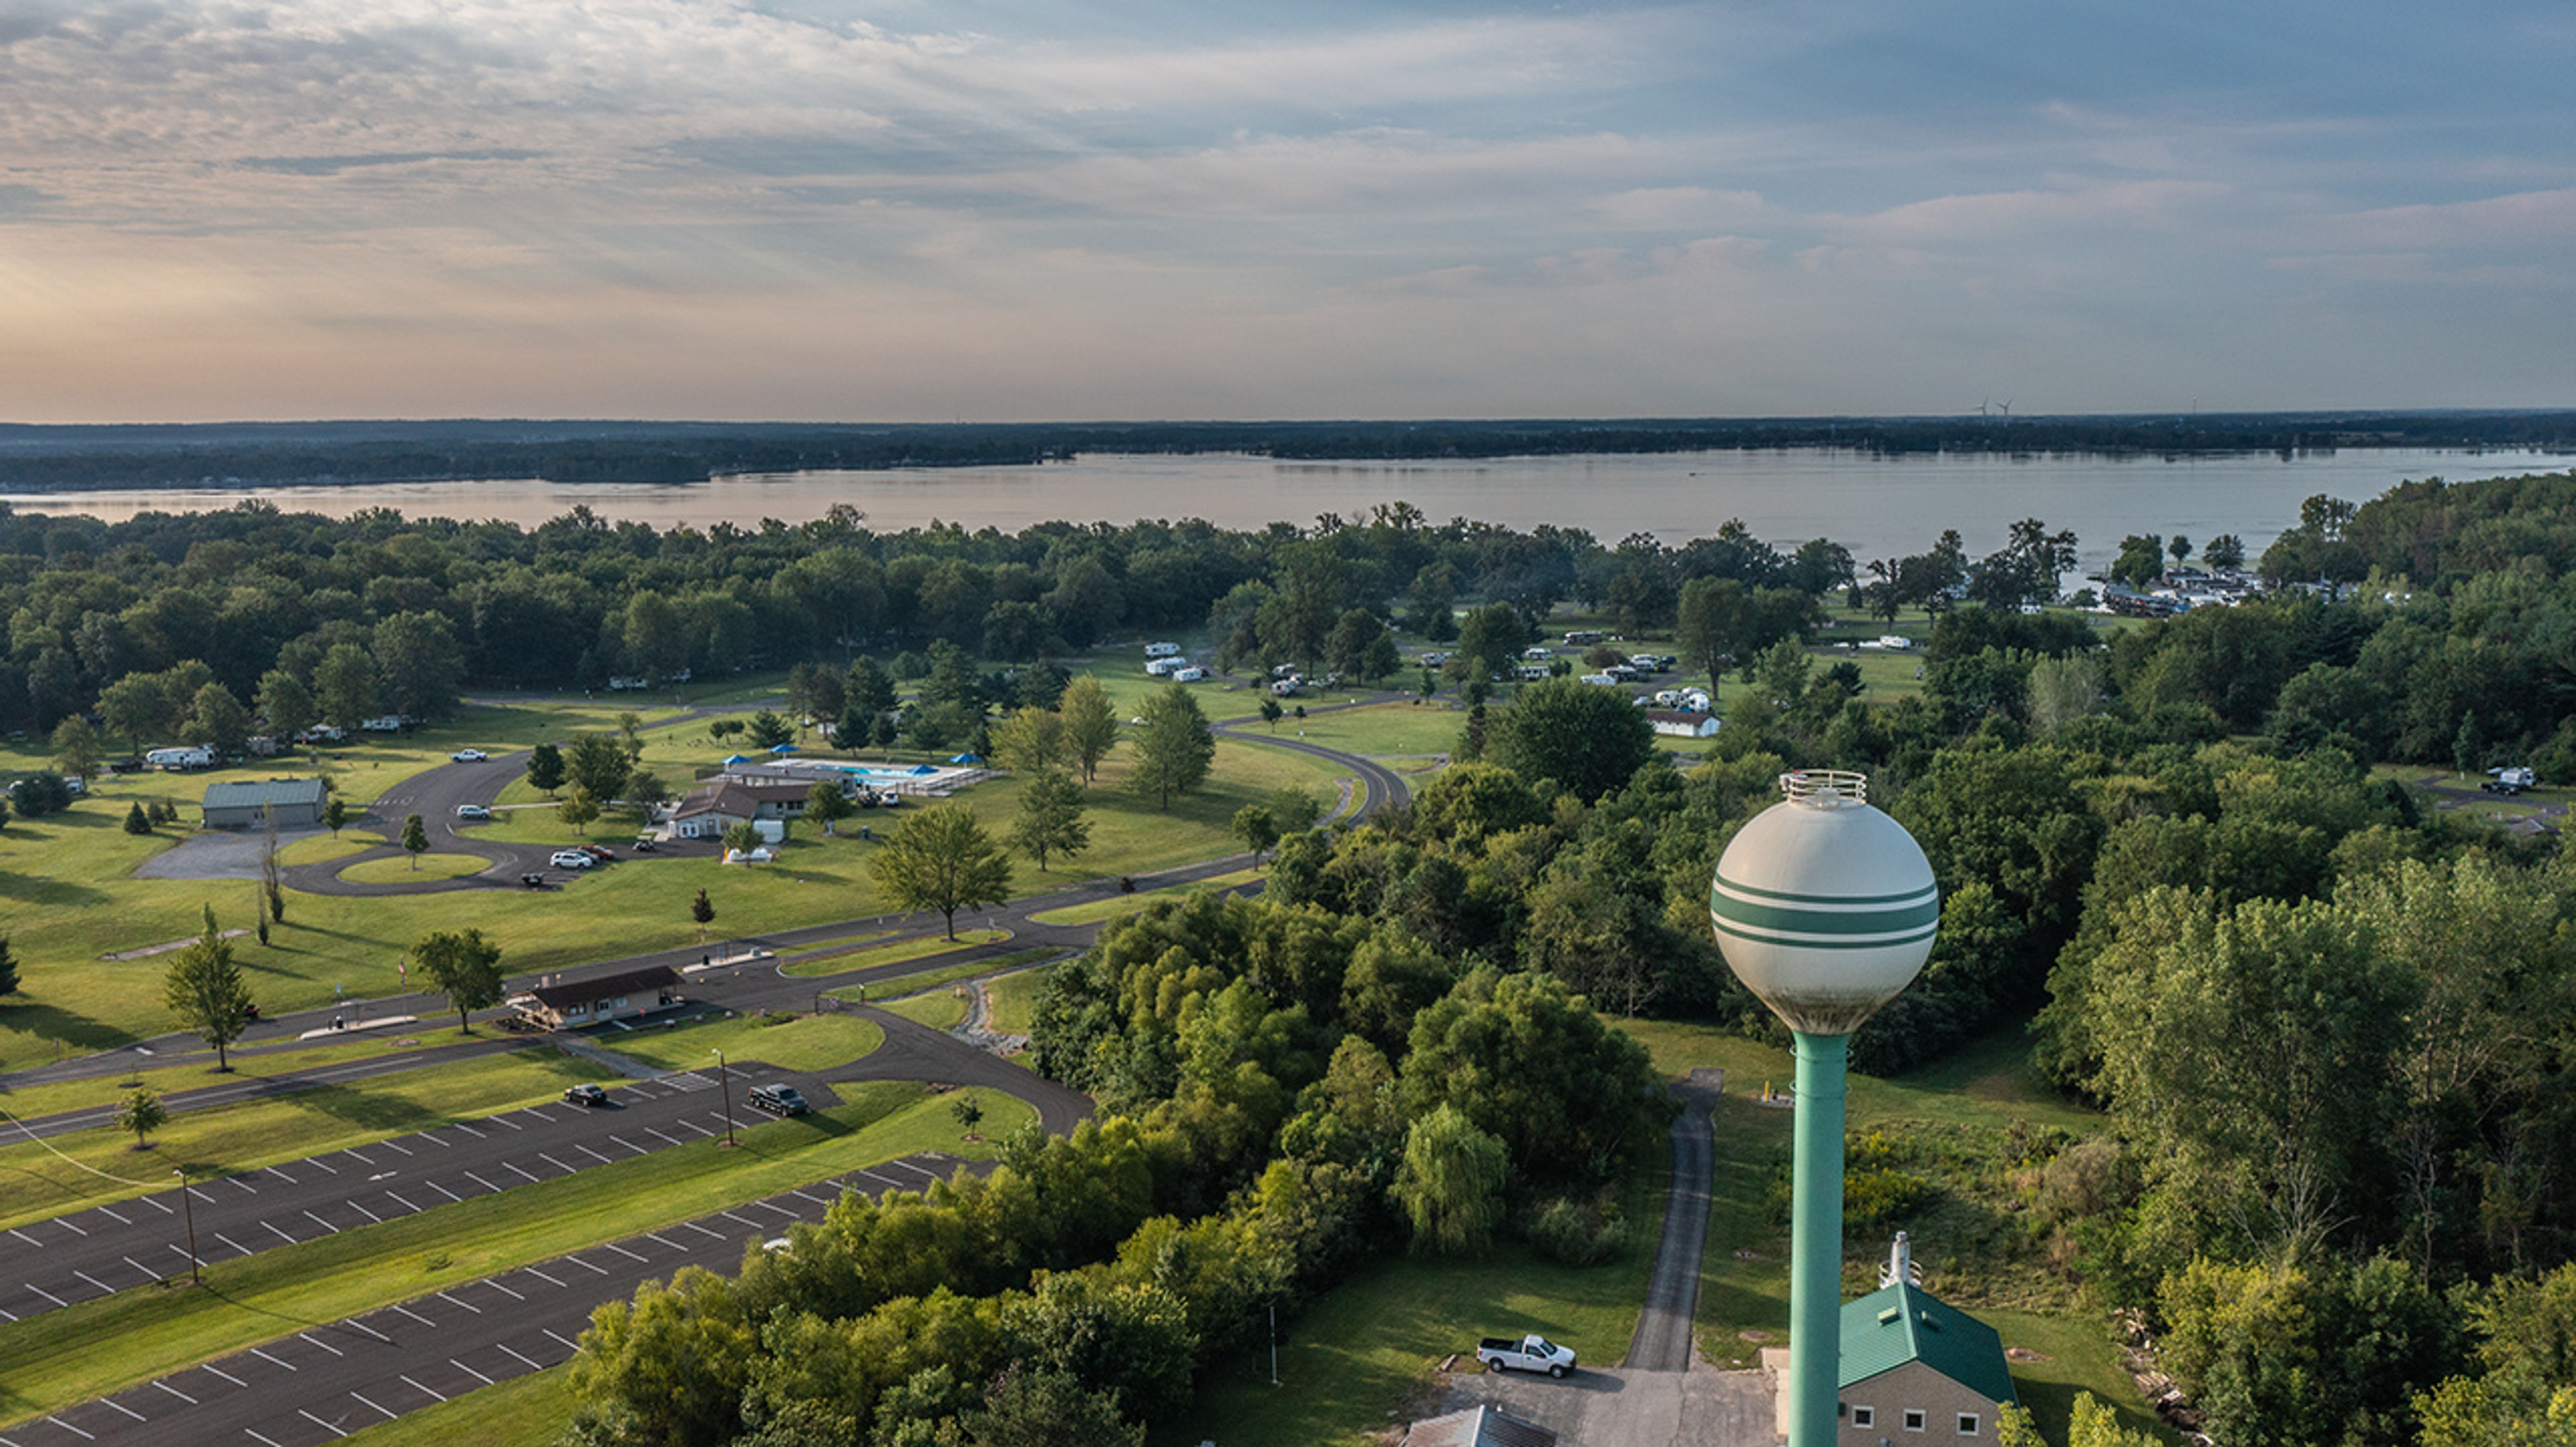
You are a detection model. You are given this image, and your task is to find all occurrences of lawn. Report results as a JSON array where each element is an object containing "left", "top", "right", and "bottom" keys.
[
  {"left": 341, "top": 851, "right": 492, "bottom": 883},
  {"left": 879, "top": 992, "right": 972, "bottom": 1031},
  {"left": 0, "top": 709, "right": 1347, "bottom": 1073},
  {"left": 0, "top": 1023, "right": 502, "bottom": 1123},
  {"left": 1222, "top": 701, "right": 1468, "bottom": 757},
  {"left": 777, "top": 928, "right": 1010, "bottom": 979},
  {"left": 0, "top": 1081, "right": 1031, "bottom": 1426},
  {"left": 1025, "top": 867, "right": 1265, "bottom": 926},
  {"left": 0, "top": 1045, "right": 617, "bottom": 1232},
  {"left": 821, "top": 948, "right": 1062, "bottom": 1008},
  {"left": 341, "top": 1367, "right": 575, "bottom": 1447},
  {"left": 1611, "top": 1017, "right": 2176, "bottom": 1444},
  {"left": 585, "top": 1012, "right": 883, "bottom": 1075},
  {"left": 1162, "top": 1159, "right": 1665, "bottom": 1447},
  {"left": 983, "top": 964, "right": 1061, "bottom": 1036}
]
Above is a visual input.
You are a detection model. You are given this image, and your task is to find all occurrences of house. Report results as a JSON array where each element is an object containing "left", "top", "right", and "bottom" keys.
[
  {"left": 513, "top": 965, "right": 683, "bottom": 1030},
  {"left": 1645, "top": 709, "right": 1723, "bottom": 739},
  {"left": 1401, "top": 1404, "right": 1557, "bottom": 1447},
  {"left": 1835, "top": 1240, "right": 2018, "bottom": 1445},
  {"left": 202, "top": 778, "right": 328, "bottom": 829},
  {"left": 671, "top": 780, "right": 816, "bottom": 839}
]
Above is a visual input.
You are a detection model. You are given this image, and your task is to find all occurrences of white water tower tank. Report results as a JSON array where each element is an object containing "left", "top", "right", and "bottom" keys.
[{"left": 1709, "top": 771, "right": 1939, "bottom": 1036}]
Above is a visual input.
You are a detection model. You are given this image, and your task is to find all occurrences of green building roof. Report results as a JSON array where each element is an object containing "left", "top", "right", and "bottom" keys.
[
  {"left": 1838, "top": 1281, "right": 2018, "bottom": 1405},
  {"left": 202, "top": 778, "right": 327, "bottom": 811}
]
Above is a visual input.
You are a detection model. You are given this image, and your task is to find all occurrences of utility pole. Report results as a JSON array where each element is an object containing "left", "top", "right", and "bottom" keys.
[
  {"left": 710, "top": 1047, "right": 737, "bottom": 1148},
  {"left": 174, "top": 1168, "right": 201, "bottom": 1285}
]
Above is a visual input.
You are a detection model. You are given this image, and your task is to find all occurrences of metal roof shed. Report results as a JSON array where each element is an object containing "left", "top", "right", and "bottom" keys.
[{"left": 202, "top": 778, "right": 328, "bottom": 829}]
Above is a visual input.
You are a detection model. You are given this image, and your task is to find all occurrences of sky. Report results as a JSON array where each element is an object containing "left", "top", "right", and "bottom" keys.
[{"left": 2, "top": 1, "right": 2571, "bottom": 423}]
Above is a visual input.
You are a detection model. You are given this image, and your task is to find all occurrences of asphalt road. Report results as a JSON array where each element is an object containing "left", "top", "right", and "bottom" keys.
[
  {"left": 1627, "top": 1068, "right": 1723, "bottom": 1372},
  {"left": 5, "top": 1150, "right": 980, "bottom": 1447}
]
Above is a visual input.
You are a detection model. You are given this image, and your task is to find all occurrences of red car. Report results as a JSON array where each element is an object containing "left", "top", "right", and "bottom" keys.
[{"left": 580, "top": 845, "right": 616, "bottom": 861}]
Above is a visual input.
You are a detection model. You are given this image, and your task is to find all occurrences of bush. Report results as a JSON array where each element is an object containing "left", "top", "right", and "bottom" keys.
[
  {"left": 123, "top": 801, "right": 153, "bottom": 835},
  {"left": 8, "top": 773, "right": 73, "bottom": 817},
  {"left": 1525, "top": 1193, "right": 1628, "bottom": 1265}
]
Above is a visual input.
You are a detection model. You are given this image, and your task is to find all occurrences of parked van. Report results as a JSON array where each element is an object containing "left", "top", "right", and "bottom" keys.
[{"left": 144, "top": 745, "right": 215, "bottom": 771}]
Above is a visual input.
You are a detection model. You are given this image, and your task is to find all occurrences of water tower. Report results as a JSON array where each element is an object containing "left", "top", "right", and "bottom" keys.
[{"left": 1711, "top": 771, "right": 1938, "bottom": 1447}]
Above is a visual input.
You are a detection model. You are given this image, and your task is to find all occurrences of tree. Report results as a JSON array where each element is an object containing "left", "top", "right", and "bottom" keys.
[
  {"left": 691, "top": 888, "right": 715, "bottom": 941},
  {"left": 1486, "top": 678, "right": 1656, "bottom": 801},
  {"left": 322, "top": 798, "right": 350, "bottom": 837},
  {"left": 0, "top": 934, "right": 18, "bottom": 998},
  {"left": 409, "top": 928, "right": 504, "bottom": 1032},
  {"left": 2204, "top": 533, "right": 2248, "bottom": 571},
  {"left": 623, "top": 769, "right": 668, "bottom": 823},
  {"left": 559, "top": 790, "right": 601, "bottom": 835},
  {"left": 1010, "top": 767, "right": 1091, "bottom": 873},
  {"left": 115, "top": 1087, "right": 166, "bottom": 1149},
  {"left": 805, "top": 780, "right": 854, "bottom": 835},
  {"left": 401, "top": 813, "right": 429, "bottom": 869},
  {"left": 1258, "top": 697, "right": 1284, "bottom": 733},
  {"left": 1448, "top": 602, "right": 1532, "bottom": 686},
  {"left": 991, "top": 706, "right": 1071, "bottom": 774},
  {"left": 526, "top": 741, "right": 567, "bottom": 796},
  {"left": 372, "top": 610, "right": 466, "bottom": 720},
  {"left": 566, "top": 734, "right": 632, "bottom": 802},
  {"left": 955, "top": 1364, "right": 1144, "bottom": 1447},
  {"left": 1392, "top": 1104, "right": 1510, "bottom": 1253},
  {"left": 844, "top": 655, "right": 896, "bottom": 720},
  {"left": 1128, "top": 683, "right": 1216, "bottom": 812},
  {"left": 50, "top": 716, "right": 103, "bottom": 781},
  {"left": 743, "top": 710, "right": 794, "bottom": 750},
  {"left": 1230, "top": 804, "right": 1279, "bottom": 863},
  {"left": 312, "top": 641, "right": 380, "bottom": 732},
  {"left": 164, "top": 907, "right": 254, "bottom": 1071},
  {"left": 2111, "top": 533, "right": 2168, "bottom": 588},
  {"left": 1407, "top": 563, "right": 1459, "bottom": 642},
  {"left": 721, "top": 820, "right": 761, "bottom": 856},
  {"left": 96, "top": 672, "right": 168, "bottom": 755},
  {"left": 185, "top": 682, "right": 253, "bottom": 757},
  {"left": 124, "top": 800, "right": 153, "bottom": 835},
  {"left": 261, "top": 808, "right": 286, "bottom": 926},
  {"left": 951, "top": 1095, "right": 984, "bottom": 1133},
  {"left": 870, "top": 803, "right": 1013, "bottom": 940},
  {"left": 1267, "top": 784, "right": 1323, "bottom": 834},
  {"left": 254, "top": 669, "right": 315, "bottom": 743},
  {"left": 1675, "top": 575, "right": 1748, "bottom": 694},
  {"left": 1059, "top": 676, "right": 1120, "bottom": 785}
]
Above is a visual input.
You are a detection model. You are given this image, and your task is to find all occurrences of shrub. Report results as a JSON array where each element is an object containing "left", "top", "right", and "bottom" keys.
[{"left": 1525, "top": 1193, "right": 1628, "bottom": 1265}]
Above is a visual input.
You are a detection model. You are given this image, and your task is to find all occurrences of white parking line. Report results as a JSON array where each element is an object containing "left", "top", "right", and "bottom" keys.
[
  {"left": 203, "top": 1364, "right": 248, "bottom": 1387},
  {"left": 341, "top": 1148, "right": 372, "bottom": 1165},
  {"left": 386, "top": 1192, "right": 421, "bottom": 1213},
  {"left": 504, "top": 1162, "right": 541, "bottom": 1183},
  {"left": 302, "top": 1210, "right": 341, "bottom": 1235},
  {"left": 499, "top": 1342, "right": 546, "bottom": 1371},
  {"left": 263, "top": 1220, "right": 297, "bottom": 1244},
  {"left": 391, "top": 1303, "right": 436, "bottom": 1326},
  {"left": 125, "top": 1255, "right": 158, "bottom": 1278},
  {"left": 678, "top": 1120, "right": 713, "bottom": 1136},
  {"left": 450, "top": 1357, "right": 495, "bottom": 1385},
  {"left": 483, "top": 1279, "right": 524, "bottom": 1301},
  {"left": 750, "top": 1199, "right": 799, "bottom": 1218},
  {"left": 609, "top": 1136, "right": 647, "bottom": 1154},
  {"left": 421, "top": 1132, "right": 452, "bottom": 1148},
  {"left": 72, "top": 1270, "right": 115, "bottom": 1293},
  {"left": 305, "top": 1158, "right": 337, "bottom": 1175},
  {"left": 96, "top": 1205, "right": 129, "bottom": 1225},
  {"left": 646, "top": 1234, "right": 683, "bottom": 1250},
  {"left": 487, "top": 1114, "right": 522, "bottom": 1130},
  {"left": 543, "top": 1328, "right": 582, "bottom": 1351},
  {"left": 296, "top": 1408, "right": 347, "bottom": 1438},
  {"left": 52, "top": 1218, "right": 85, "bottom": 1237},
  {"left": 300, "top": 1332, "right": 345, "bottom": 1356},
  {"left": 600, "top": 1242, "right": 647, "bottom": 1263},
  {"left": 563, "top": 1254, "right": 611, "bottom": 1275},
  {"left": 426, "top": 1181, "right": 462, "bottom": 1202},
  {"left": 463, "top": 1171, "right": 502, "bottom": 1192},
  {"left": 25, "top": 1283, "right": 65, "bottom": 1307},
  {"left": 347, "top": 1201, "right": 383, "bottom": 1224},
  {"left": 721, "top": 1211, "right": 760, "bottom": 1228},
  {"left": 246, "top": 1428, "right": 287, "bottom": 1447},
  {"left": 266, "top": 1167, "right": 299, "bottom": 1184},
  {"left": 449, "top": 1123, "right": 485, "bottom": 1138},
  {"left": 142, "top": 1195, "right": 175, "bottom": 1214},
  {"left": 7, "top": 1229, "right": 40, "bottom": 1247},
  {"left": 576, "top": 1144, "right": 614, "bottom": 1164},
  {"left": 521, "top": 1108, "right": 554, "bottom": 1123},
  {"left": 250, "top": 1346, "right": 297, "bottom": 1372},
  {"left": 792, "top": 1189, "right": 833, "bottom": 1206},
  {"left": 101, "top": 1399, "right": 145, "bottom": 1422},
  {"left": 227, "top": 1177, "right": 258, "bottom": 1195},
  {"left": 350, "top": 1391, "right": 397, "bottom": 1420},
  {"left": 152, "top": 1381, "right": 196, "bottom": 1405},
  {"left": 44, "top": 1415, "right": 94, "bottom": 1440},
  {"left": 436, "top": 1291, "right": 482, "bottom": 1314},
  {"left": 216, "top": 1233, "right": 252, "bottom": 1256},
  {"left": 646, "top": 1128, "right": 685, "bottom": 1146},
  {"left": 523, "top": 1267, "right": 564, "bottom": 1287},
  {"left": 401, "top": 1375, "right": 446, "bottom": 1403},
  {"left": 682, "top": 1221, "right": 726, "bottom": 1240},
  {"left": 378, "top": 1140, "right": 415, "bottom": 1157},
  {"left": 539, "top": 1153, "right": 576, "bottom": 1172}
]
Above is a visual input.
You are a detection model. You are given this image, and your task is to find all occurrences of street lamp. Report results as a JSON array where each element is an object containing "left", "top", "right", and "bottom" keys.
[
  {"left": 710, "top": 1047, "right": 737, "bottom": 1148},
  {"left": 174, "top": 1167, "right": 201, "bottom": 1285}
]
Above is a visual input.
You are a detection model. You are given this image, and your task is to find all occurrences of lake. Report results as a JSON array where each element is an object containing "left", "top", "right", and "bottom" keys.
[{"left": 8, "top": 446, "right": 2573, "bottom": 572}]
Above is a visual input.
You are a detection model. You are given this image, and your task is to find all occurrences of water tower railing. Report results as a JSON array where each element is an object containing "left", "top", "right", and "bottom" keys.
[{"left": 1778, "top": 769, "right": 1868, "bottom": 806}]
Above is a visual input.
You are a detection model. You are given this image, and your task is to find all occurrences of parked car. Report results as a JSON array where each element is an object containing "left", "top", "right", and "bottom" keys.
[
  {"left": 549, "top": 850, "right": 596, "bottom": 869},
  {"left": 1477, "top": 1334, "right": 1576, "bottom": 1379},
  {"left": 563, "top": 1083, "right": 609, "bottom": 1108},
  {"left": 455, "top": 803, "right": 492, "bottom": 820},
  {"left": 580, "top": 844, "right": 616, "bottom": 861},
  {"left": 631, "top": 837, "right": 658, "bottom": 853},
  {"left": 747, "top": 1083, "right": 809, "bottom": 1118},
  {"left": 520, "top": 873, "right": 547, "bottom": 888},
  {"left": 449, "top": 748, "right": 488, "bottom": 762}
]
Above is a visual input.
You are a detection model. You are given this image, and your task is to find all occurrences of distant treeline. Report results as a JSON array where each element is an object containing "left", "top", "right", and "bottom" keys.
[{"left": 1, "top": 410, "right": 2573, "bottom": 489}]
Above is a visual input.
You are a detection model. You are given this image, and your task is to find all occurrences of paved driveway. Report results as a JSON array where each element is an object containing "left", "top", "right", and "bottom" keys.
[
  {"left": 1432, "top": 1362, "right": 1777, "bottom": 1446},
  {"left": 134, "top": 824, "right": 331, "bottom": 880}
]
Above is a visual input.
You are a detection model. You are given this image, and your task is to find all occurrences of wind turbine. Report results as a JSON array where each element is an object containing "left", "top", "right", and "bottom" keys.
[
  {"left": 1994, "top": 397, "right": 2013, "bottom": 419},
  {"left": 1975, "top": 397, "right": 1992, "bottom": 418}
]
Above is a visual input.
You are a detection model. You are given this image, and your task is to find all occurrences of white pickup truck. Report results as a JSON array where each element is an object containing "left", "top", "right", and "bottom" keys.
[{"left": 1476, "top": 1334, "right": 1576, "bottom": 1378}]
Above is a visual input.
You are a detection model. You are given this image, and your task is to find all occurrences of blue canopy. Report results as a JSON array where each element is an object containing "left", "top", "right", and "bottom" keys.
[
  {"left": 722, "top": 754, "right": 753, "bottom": 765},
  {"left": 911, "top": 764, "right": 938, "bottom": 775},
  {"left": 949, "top": 753, "right": 983, "bottom": 765},
  {"left": 768, "top": 743, "right": 799, "bottom": 755}
]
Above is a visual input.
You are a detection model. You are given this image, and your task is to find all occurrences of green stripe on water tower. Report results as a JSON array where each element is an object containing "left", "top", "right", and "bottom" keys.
[{"left": 1709, "top": 875, "right": 1940, "bottom": 948}]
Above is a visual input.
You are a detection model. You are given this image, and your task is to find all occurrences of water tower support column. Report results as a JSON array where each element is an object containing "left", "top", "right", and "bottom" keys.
[{"left": 1788, "top": 1029, "right": 1848, "bottom": 1447}]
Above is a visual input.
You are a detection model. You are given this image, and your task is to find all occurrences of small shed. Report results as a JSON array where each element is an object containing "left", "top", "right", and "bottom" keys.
[
  {"left": 513, "top": 965, "right": 684, "bottom": 1030},
  {"left": 1836, "top": 1278, "right": 2018, "bottom": 1444},
  {"left": 1401, "top": 1404, "right": 1557, "bottom": 1447},
  {"left": 202, "top": 778, "right": 329, "bottom": 830}
]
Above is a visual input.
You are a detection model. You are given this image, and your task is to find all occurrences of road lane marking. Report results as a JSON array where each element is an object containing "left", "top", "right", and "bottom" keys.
[
  {"left": 401, "top": 1376, "right": 446, "bottom": 1403},
  {"left": 102, "top": 1400, "right": 146, "bottom": 1422},
  {"left": 543, "top": 1328, "right": 582, "bottom": 1351},
  {"left": 347, "top": 1201, "right": 383, "bottom": 1224},
  {"left": 203, "top": 1364, "right": 248, "bottom": 1387},
  {"left": 563, "top": 1254, "right": 610, "bottom": 1275},
  {"left": 482, "top": 1279, "right": 524, "bottom": 1301},
  {"left": 436, "top": 1291, "right": 481, "bottom": 1314},
  {"left": 426, "top": 1181, "right": 462, "bottom": 1202},
  {"left": 152, "top": 1381, "right": 196, "bottom": 1405},
  {"left": 450, "top": 1358, "right": 494, "bottom": 1385},
  {"left": 250, "top": 1346, "right": 297, "bottom": 1372},
  {"left": 350, "top": 1391, "right": 397, "bottom": 1420},
  {"left": 302, "top": 1210, "right": 340, "bottom": 1235},
  {"left": 390, "top": 1303, "right": 435, "bottom": 1326},
  {"left": 523, "top": 1267, "right": 564, "bottom": 1287},
  {"left": 300, "top": 1332, "right": 344, "bottom": 1356},
  {"left": 601, "top": 1242, "right": 647, "bottom": 1263},
  {"left": 297, "top": 1408, "right": 348, "bottom": 1438},
  {"left": 44, "top": 1415, "right": 93, "bottom": 1440},
  {"left": 96, "top": 1206, "right": 129, "bottom": 1225},
  {"left": 263, "top": 1221, "right": 298, "bottom": 1244},
  {"left": 386, "top": 1192, "right": 421, "bottom": 1213}
]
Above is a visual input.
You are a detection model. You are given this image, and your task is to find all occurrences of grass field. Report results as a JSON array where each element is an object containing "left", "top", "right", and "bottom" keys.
[
  {"left": 822, "top": 948, "right": 1060, "bottom": 1008},
  {"left": 0, "top": 1081, "right": 1029, "bottom": 1426},
  {"left": 341, "top": 1367, "right": 575, "bottom": 1446},
  {"left": 879, "top": 992, "right": 972, "bottom": 1031},
  {"left": 0, "top": 700, "right": 1348, "bottom": 1073},
  {"left": 585, "top": 1012, "right": 883, "bottom": 1075},
  {"left": 983, "top": 964, "right": 1059, "bottom": 1036},
  {"left": 777, "top": 928, "right": 1010, "bottom": 979},
  {"left": 1224, "top": 701, "right": 1466, "bottom": 757},
  {"left": 0, "top": 1046, "right": 616, "bottom": 1231},
  {"left": 1025, "top": 867, "right": 1265, "bottom": 926},
  {"left": 339, "top": 851, "right": 491, "bottom": 883}
]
